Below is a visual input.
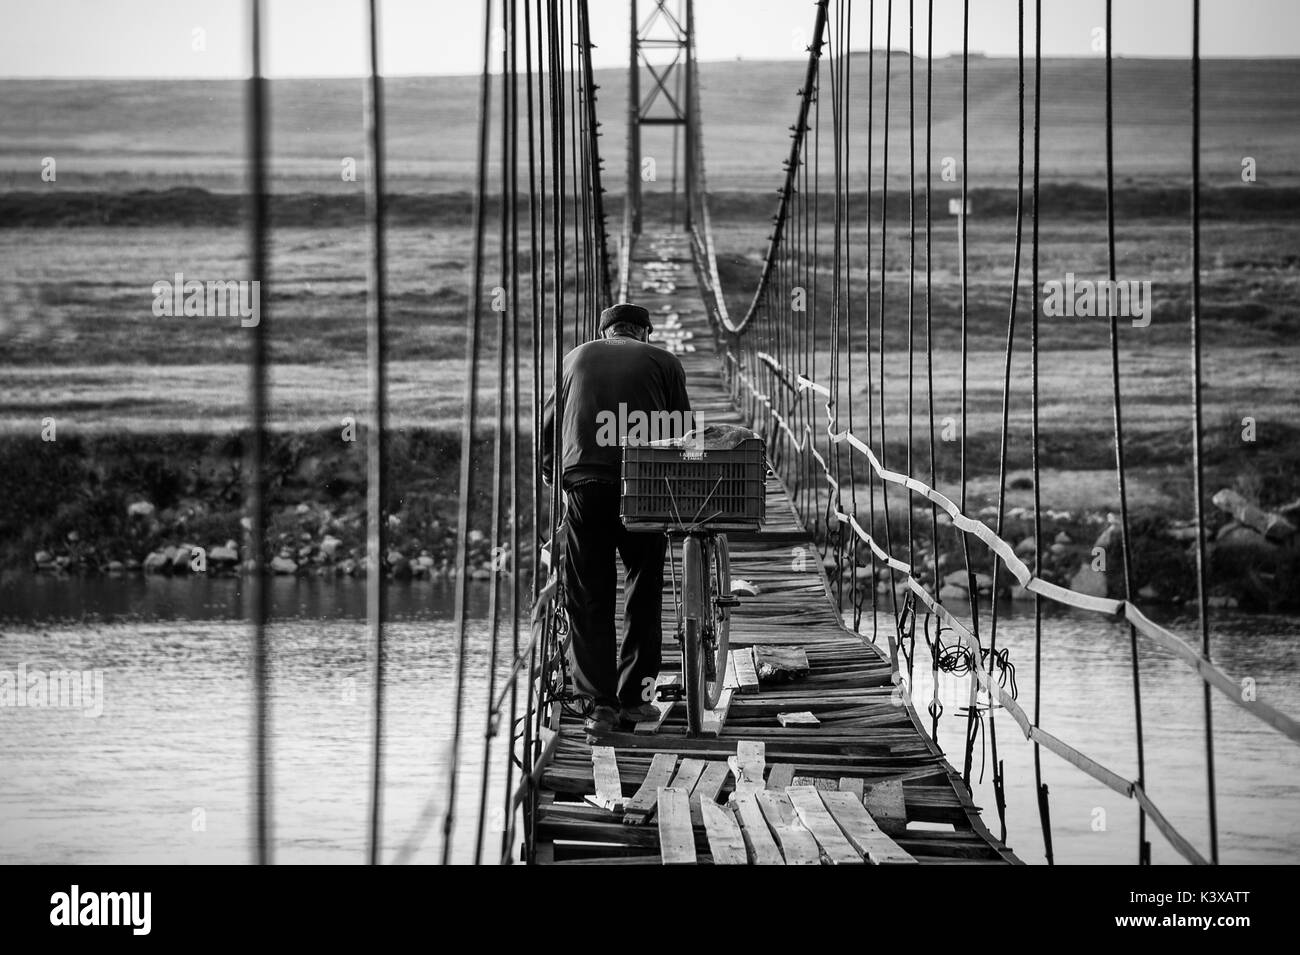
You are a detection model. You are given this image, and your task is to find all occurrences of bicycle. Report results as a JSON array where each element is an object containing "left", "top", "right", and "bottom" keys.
[{"left": 620, "top": 433, "right": 766, "bottom": 736}]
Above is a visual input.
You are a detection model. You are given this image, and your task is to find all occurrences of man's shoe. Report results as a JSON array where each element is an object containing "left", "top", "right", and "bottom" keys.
[
  {"left": 620, "top": 702, "right": 662, "bottom": 725},
  {"left": 585, "top": 705, "right": 620, "bottom": 740}
]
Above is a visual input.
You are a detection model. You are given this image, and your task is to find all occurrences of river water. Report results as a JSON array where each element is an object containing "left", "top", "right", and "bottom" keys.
[{"left": 1, "top": 576, "right": 1297, "bottom": 865}]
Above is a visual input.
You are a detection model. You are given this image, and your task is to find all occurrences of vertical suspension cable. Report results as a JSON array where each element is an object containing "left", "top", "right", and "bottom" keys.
[
  {"left": 825, "top": 2, "right": 846, "bottom": 616},
  {"left": 504, "top": 0, "right": 523, "bottom": 861},
  {"left": 1104, "top": 0, "right": 1148, "bottom": 866},
  {"left": 906, "top": 0, "right": 916, "bottom": 589},
  {"left": 860, "top": 0, "right": 876, "bottom": 640},
  {"left": 1029, "top": 0, "right": 1054, "bottom": 866},
  {"left": 442, "top": 0, "right": 495, "bottom": 866},
  {"left": 526, "top": 0, "right": 545, "bottom": 600},
  {"left": 877, "top": 0, "right": 902, "bottom": 649},
  {"left": 362, "top": 0, "right": 389, "bottom": 867},
  {"left": 245, "top": 0, "right": 272, "bottom": 867},
  {"left": 521, "top": 0, "right": 549, "bottom": 862},
  {"left": 982, "top": 0, "right": 1029, "bottom": 847},
  {"left": 1189, "top": 0, "right": 1219, "bottom": 866},
  {"left": 823, "top": 22, "right": 845, "bottom": 610},
  {"left": 507, "top": 0, "right": 538, "bottom": 864},
  {"left": 812, "top": 75, "right": 822, "bottom": 543},
  {"left": 549, "top": 0, "right": 566, "bottom": 535},
  {"left": 476, "top": 0, "right": 516, "bottom": 865},
  {"left": 924, "top": 0, "right": 942, "bottom": 741},
  {"left": 959, "top": 0, "right": 984, "bottom": 790}
]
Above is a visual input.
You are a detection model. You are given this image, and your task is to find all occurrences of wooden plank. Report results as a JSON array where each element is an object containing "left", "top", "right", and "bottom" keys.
[
  {"left": 733, "top": 792, "right": 785, "bottom": 865},
  {"left": 727, "top": 740, "right": 766, "bottom": 800},
  {"left": 701, "top": 800, "right": 749, "bottom": 865},
  {"left": 756, "top": 790, "right": 821, "bottom": 865},
  {"left": 622, "top": 752, "right": 678, "bottom": 825},
  {"left": 668, "top": 757, "right": 707, "bottom": 794},
  {"left": 730, "top": 648, "right": 760, "bottom": 693},
  {"left": 585, "top": 745, "right": 623, "bottom": 812},
  {"left": 701, "top": 688, "right": 733, "bottom": 736},
  {"left": 656, "top": 787, "right": 697, "bottom": 865},
  {"left": 766, "top": 763, "right": 796, "bottom": 791},
  {"left": 778, "top": 711, "right": 820, "bottom": 727},
  {"left": 864, "top": 779, "right": 908, "bottom": 835},
  {"left": 838, "top": 777, "right": 865, "bottom": 801},
  {"left": 689, "top": 761, "right": 730, "bottom": 827},
  {"left": 786, "top": 786, "right": 865, "bottom": 865},
  {"left": 634, "top": 675, "right": 679, "bottom": 734},
  {"left": 820, "top": 790, "right": 918, "bottom": 865}
]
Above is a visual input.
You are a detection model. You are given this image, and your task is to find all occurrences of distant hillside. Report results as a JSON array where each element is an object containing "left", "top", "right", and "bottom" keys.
[{"left": 1, "top": 56, "right": 1297, "bottom": 192}]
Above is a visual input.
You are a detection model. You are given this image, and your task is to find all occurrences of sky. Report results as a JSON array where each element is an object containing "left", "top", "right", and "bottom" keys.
[{"left": 0, "top": 0, "right": 1296, "bottom": 78}]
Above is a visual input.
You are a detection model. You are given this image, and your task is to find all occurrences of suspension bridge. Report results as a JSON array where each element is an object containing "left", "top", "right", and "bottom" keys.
[{"left": 232, "top": 0, "right": 1300, "bottom": 865}]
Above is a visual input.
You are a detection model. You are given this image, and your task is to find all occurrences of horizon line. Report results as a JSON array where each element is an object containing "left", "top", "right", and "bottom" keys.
[{"left": 1, "top": 50, "right": 1296, "bottom": 82}]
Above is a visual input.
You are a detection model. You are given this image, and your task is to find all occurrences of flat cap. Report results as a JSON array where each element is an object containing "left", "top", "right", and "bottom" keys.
[{"left": 598, "top": 302, "right": 652, "bottom": 333}]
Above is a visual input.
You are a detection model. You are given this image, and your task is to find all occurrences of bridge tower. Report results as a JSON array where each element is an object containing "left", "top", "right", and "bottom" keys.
[{"left": 627, "top": 0, "right": 694, "bottom": 235}]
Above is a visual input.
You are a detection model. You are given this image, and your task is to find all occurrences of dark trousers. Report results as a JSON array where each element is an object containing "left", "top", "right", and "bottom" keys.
[{"left": 563, "top": 481, "right": 666, "bottom": 710}]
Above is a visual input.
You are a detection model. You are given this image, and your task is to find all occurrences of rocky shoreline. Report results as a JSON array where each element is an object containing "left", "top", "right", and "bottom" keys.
[
  {"left": 24, "top": 484, "right": 1300, "bottom": 612},
  {"left": 826, "top": 489, "right": 1300, "bottom": 613},
  {"left": 3, "top": 429, "right": 519, "bottom": 585},
  {"left": 7, "top": 431, "right": 1298, "bottom": 611},
  {"left": 32, "top": 500, "right": 507, "bottom": 582}
]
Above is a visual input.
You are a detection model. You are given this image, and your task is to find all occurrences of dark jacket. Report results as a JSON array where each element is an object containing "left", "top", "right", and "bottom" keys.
[{"left": 541, "top": 337, "right": 692, "bottom": 488}]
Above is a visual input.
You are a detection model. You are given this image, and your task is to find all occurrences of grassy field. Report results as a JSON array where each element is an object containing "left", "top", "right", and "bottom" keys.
[
  {"left": 3, "top": 207, "right": 1296, "bottom": 545},
  {"left": 2, "top": 56, "right": 1298, "bottom": 192}
]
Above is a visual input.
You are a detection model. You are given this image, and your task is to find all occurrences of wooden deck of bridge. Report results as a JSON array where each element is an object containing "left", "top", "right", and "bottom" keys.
[{"left": 530, "top": 232, "right": 1019, "bottom": 865}]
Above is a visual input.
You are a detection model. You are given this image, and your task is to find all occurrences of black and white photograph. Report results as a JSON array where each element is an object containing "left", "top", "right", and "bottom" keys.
[{"left": 0, "top": 0, "right": 1296, "bottom": 919}]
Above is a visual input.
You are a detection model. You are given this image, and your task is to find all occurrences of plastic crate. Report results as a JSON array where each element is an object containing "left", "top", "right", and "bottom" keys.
[{"left": 621, "top": 438, "right": 767, "bottom": 531}]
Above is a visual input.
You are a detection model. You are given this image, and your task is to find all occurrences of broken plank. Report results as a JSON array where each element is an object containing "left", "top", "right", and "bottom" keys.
[
  {"left": 755, "top": 646, "right": 811, "bottom": 683},
  {"left": 820, "top": 790, "right": 918, "bottom": 865},
  {"left": 634, "top": 675, "right": 679, "bottom": 734},
  {"left": 786, "top": 786, "right": 865, "bottom": 865},
  {"left": 729, "top": 648, "right": 760, "bottom": 693},
  {"left": 733, "top": 792, "right": 785, "bottom": 865},
  {"left": 838, "top": 777, "right": 865, "bottom": 801},
  {"left": 622, "top": 752, "right": 678, "bottom": 825},
  {"left": 585, "top": 745, "right": 623, "bottom": 812},
  {"left": 864, "top": 779, "right": 908, "bottom": 836},
  {"left": 701, "top": 800, "right": 749, "bottom": 865},
  {"left": 701, "top": 688, "right": 733, "bottom": 737},
  {"left": 656, "top": 788, "right": 697, "bottom": 865},
  {"left": 756, "top": 790, "right": 821, "bottom": 864},
  {"left": 689, "top": 761, "right": 731, "bottom": 827},
  {"left": 766, "top": 763, "right": 796, "bottom": 791},
  {"left": 727, "top": 740, "right": 766, "bottom": 800}
]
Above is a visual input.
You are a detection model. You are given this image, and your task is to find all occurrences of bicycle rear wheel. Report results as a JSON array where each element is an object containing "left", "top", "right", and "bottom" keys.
[
  {"left": 680, "top": 535, "right": 708, "bottom": 736},
  {"left": 703, "top": 534, "right": 731, "bottom": 709}
]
